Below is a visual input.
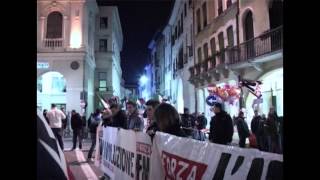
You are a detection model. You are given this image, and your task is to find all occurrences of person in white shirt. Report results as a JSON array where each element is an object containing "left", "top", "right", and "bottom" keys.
[{"left": 46, "top": 104, "right": 66, "bottom": 150}]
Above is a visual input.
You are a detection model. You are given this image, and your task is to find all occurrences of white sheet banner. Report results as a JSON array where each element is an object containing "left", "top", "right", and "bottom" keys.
[
  {"left": 150, "top": 132, "right": 283, "bottom": 180},
  {"left": 98, "top": 127, "right": 152, "bottom": 180}
]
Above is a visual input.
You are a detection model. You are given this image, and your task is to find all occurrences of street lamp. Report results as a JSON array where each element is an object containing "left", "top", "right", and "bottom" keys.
[{"left": 139, "top": 75, "right": 148, "bottom": 85}]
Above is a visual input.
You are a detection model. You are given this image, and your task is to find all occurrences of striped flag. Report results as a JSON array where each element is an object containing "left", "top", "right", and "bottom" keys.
[{"left": 37, "top": 111, "right": 69, "bottom": 180}]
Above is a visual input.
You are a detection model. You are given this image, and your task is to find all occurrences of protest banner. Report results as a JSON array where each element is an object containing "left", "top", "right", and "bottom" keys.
[
  {"left": 96, "top": 127, "right": 152, "bottom": 180},
  {"left": 150, "top": 132, "right": 283, "bottom": 180}
]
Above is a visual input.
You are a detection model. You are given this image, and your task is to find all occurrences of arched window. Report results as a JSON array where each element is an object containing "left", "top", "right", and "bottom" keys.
[
  {"left": 244, "top": 11, "right": 254, "bottom": 41},
  {"left": 46, "top": 11, "right": 63, "bottom": 38},
  {"left": 243, "top": 11, "right": 254, "bottom": 58}
]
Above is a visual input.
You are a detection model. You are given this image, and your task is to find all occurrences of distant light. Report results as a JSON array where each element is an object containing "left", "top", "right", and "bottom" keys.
[
  {"left": 140, "top": 75, "right": 148, "bottom": 85},
  {"left": 70, "top": 29, "right": 81, "bottom": 48}
]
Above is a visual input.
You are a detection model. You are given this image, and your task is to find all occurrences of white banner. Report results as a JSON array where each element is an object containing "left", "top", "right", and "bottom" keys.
[
  {"left": 150, "top": 132, "right": 283, "bottom": 180},
  {"left": 96, "top": 127, "right": 152, "bottom": 180},
  {"left": 96, "top": 128, "right": 283, "bottom": 180}
]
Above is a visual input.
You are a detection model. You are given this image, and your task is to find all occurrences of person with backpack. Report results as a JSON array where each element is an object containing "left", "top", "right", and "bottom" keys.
[
  {"left": 87, "top": 109, "right": 102, "bottom": 161},
  {"left": 235, "top": 111, "right": 250, "bottom": 148}
]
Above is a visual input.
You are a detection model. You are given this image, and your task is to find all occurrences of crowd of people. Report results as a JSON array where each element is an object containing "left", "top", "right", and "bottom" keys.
[
  {"left": 42, "top": 101, "right": 283, "bottom": 155},
  {"left": 40, "top": 100, "right": 283, "bottom": 179}
]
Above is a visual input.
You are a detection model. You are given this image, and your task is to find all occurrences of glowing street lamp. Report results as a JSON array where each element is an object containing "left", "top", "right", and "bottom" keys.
[{"left": 139, "top": 75, "right": 148, "bottom": 85}]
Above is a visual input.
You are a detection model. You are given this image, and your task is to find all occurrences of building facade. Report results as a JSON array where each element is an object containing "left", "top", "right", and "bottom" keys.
[
  {"left": 37, "top": 0, "right": 123, "bottom": 117},
  {"left": 94, "top": 6, "right": 123, "bottom": 108},
  {"left": 189, "top": 0, "right": 283, "bottom": 124},
  {"left": 164, "top": 0, "right": 195, "bottom": 113}
]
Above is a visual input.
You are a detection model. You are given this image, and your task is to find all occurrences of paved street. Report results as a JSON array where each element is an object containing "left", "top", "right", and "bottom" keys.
[{"left": 63, "top": 137, "right": 103, "bottom": 180}]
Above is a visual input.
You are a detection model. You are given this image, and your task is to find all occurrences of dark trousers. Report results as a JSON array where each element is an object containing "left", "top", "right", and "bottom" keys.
[
  {"left": 72, "top": 129, "right": 83, "bottom": 149},
  {"left": 256, "top": 135, "right": 265, "bottom": 151},
  {"left": 88, "top": 133, "right": 97, "bottom": 159},
  {"left": 239, "top": 136, "right": 246, "bottom": 148},
  {"left": 51, "top": 128, "right": 64, "bottom": 150}
]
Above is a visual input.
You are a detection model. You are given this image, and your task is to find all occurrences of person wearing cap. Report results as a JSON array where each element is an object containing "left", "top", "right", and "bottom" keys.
[{"left": 209, "top": 103, "right": 234, "bottom": 145}]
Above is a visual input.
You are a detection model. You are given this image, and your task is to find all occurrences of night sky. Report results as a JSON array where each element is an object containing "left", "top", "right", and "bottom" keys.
[{"left": 97, "top": 0, "right": 174, "bottom": 85}]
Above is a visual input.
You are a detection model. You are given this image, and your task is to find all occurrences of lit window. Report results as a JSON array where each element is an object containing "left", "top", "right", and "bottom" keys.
[{"left": 99, "top": 72, "right": 107, "bottom": 92}]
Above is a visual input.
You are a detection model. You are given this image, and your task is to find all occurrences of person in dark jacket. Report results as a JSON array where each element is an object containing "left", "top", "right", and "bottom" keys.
[
  {"left": 126, "top": 101, "right": 144, "bottom": 131},
  {"left": 251, "top": 110, "right": 263, "bottom": 150},
  {"left": 101, "top": 108, "right": 113, "bottom": 127},
  {"left": 235, "top": 111, "right": 250, "bottom": 148},
  {"left": 181, "top": 108, "right": 194, "bottom": 127},
  {"left": 87, "top": 109, "right": 102, "bottom": 161},
  {"left": 71, "top": 110, "right": 83, "bottom": 150},
  {"left": 109, "top": 104, "right": 127, "bottom": 129},
  {"left": 181, "top": 108, "right": 195, "bottom": 136},
  {"left": 209, "top": 103, "right": 234, "bottom": 145},
  {"left": 154, "top": 103, "right": 187, "bottom": 138},
  {"left": 265, "top": 107, "right": 279, "bottom": 153},
  {"left": 145, "top": 99, "right": 160, "bottom": 136}
]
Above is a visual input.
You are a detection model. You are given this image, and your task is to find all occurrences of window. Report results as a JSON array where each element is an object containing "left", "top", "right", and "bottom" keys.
[
  {"left": 210, "top": 37, "right": 216, "bottom": 55},
  {"left": 184, "top": 3, "right": 187, "bottom": 17},
  {"left": 99, "top": 39, "right": 108, "bottom": 52},
  {"left": 189, "top": 27, "right": 193, "bottom": 57},
  {"left": 178, "top": 20, "right": 181, "bottom": 36},
  {"left": 202, "top": 2, "right": 207, "bottom": 27},
  {"left": 197, "top": 47, "right": 202, "bottom": 63},
  {"left": 244, "top": 11, "right": 254, "bottom": 41},
  {"left": 218, "top": 0, "right": 223, "bottom": 15},
  {"left": 218, "top": 32, "right": 225, "bottom": 50},
  {"left": 100, "top": 17, "right": 108, "bottom": 29},
  {"left": 99, "top": 72, "right": 107, "bottom": 92},
  {"left": 178, "top": 47, "right": 184, "bottom": 69},
  {"left": 218, "top": 32, "right": 225, "bottom": 62},
  {"left": 227, "top": 26, "right": 234, "bottom": 47},
  {"left": 171, "top": 34, "right": 175, "bottom": 46},
  {"left": 227, "top": 0, "right": 232, "bottom": 8},
  {"left": 175, "top": 26, "right": 178, "bottom": 40},
  {"left": 52, "top": 76, "right": 66, "bottom": 93},
  {"left": 46, "top": 11, "right": 63, "bottom": 38},
  {"left": 203, "top": 43, "right": 209, "bottom": 60},
  {"left": 181, "top": 13, "right": 184, "bottom": 34},
  {"left": 196, "top": 9, "right": 201, "bottom": 33}
]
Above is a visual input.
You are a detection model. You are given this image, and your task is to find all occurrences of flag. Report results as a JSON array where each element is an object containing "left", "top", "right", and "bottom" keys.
[
  {"left": 96, "top": 93, "right": 109, "bottom": 109},
  {"left": 37, "top": 111, "right": 69, "bottom": 180}
]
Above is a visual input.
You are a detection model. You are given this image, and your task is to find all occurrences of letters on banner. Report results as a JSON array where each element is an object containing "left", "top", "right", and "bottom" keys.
[
  {"left": 96, "top": 128, "right": 283, "bottom": 180},
  {"left": 95, "top": 127, "right": 152, "bottom": 180}
]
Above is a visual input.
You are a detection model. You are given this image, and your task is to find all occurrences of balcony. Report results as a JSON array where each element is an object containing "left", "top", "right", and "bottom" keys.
[
  {"left": 43, "top": 38, "right": 64, "bottom": 49},
  {"left": 189, "top": 26, "right": 283, "bottom": 85},
  {"left": 228, "top": 26, "right": 283, "bottom": 64}
]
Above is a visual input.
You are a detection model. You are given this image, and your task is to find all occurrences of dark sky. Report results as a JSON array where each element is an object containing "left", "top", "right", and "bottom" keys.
[{"left": 97, "top": 0, "right": 174, "bottom": 85}]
